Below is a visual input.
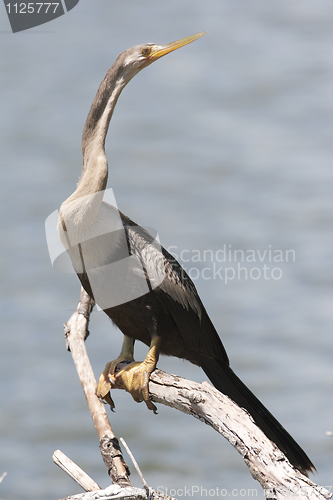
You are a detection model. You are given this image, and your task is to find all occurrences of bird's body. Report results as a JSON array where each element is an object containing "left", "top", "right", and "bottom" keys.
[
  {"left": 75, "top": 207, "right": 226, "bottom": 366},
  {"left": 58, "top": 34, "right": 315, "bottom": 476}
]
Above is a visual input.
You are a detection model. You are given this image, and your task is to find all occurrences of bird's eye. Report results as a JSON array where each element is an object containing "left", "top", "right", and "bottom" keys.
[{"left": 141, "top": 47, "right": 152, "bottom": 57}]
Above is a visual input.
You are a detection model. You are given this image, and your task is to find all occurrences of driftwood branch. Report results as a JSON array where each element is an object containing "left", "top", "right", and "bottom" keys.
[
  {"left": 59, "top": 485, "right": 175, "bottom": 500},
  {"left": 59, "top": 287, "right": 175, "bottom": 500},
  {"left": 53, "top": 449, "right": 101, "bottom": 492},
  {"left": 147, "top": 371, "right": 331, "bottom": 500},
  {"left": 57, "top": 287, "right": 331, "bottom": 500},
  {"left": 63, "top": 288, "right": 131, "bottom": 487},
  {"left": 54, "top": 449, "right": 175, "bottom": 500}
]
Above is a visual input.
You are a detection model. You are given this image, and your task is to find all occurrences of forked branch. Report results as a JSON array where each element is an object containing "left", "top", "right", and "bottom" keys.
[{"left": 63, "top": 288, "right": 131, "bottom": 487}]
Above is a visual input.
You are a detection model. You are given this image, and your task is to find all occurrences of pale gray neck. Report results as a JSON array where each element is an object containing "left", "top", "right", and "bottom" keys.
[
  {"left": 81, "top": 61, "right": 127, "bottom": 167},
  {"left": 71, "top": 61, "right": 127, "bottom": 201},
  {"left": 59, "top": 58, "right": 130, "bottom": 239}
]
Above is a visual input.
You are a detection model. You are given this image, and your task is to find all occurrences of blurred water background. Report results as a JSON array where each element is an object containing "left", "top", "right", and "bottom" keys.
[{"left": 0, "top": 1, "right": 332, "bottom": 498}]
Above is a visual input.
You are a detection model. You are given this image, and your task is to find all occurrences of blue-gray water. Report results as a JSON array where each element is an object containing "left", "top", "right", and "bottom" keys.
[{"left": 0, "top": 1, "right": 332, "bottom": 498}]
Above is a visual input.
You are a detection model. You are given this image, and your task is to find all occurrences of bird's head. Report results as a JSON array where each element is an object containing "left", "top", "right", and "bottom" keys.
[
  {"left": 80, "top": 32, "right": 207, "bottom": 174},
  {"left": 117, "top": 32, "right": 206, "bottom": 81}
]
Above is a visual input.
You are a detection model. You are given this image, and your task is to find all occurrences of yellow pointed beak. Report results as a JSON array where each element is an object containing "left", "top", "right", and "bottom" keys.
[{"left": 150, "top": 32, "right": 207, "bottom": 61}]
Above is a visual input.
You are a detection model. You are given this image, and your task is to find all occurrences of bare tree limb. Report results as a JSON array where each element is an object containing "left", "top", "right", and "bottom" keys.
[
  {"left": 63, "top": 287, "right": 131, "bottom": 487},
  {"left": 59, "top": 484, "right": 146, "bottom": 500},
  {"left": 54, "top": 449, "right": 175, "bottom": 500},
  {"left": 53, "top": 450, "right": 101, "bottom": 492},
  {"left": 58, "top": 287, "right": 176, "bottom": 500},
  {"left": 145, "top": 370, "right": 331, "bottom": 500},
  {"left": 59, "top": 484, "right": 175, "bottom": 500}
]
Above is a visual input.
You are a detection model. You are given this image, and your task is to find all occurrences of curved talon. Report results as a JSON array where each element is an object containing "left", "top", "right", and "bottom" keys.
[{"left": 97, "top": 389, "right": 115, "bottom": 411}]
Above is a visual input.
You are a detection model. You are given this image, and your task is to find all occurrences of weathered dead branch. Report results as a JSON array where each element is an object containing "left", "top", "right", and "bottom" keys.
[
  {"left": 59, "top": 484, "right": 175, "bottom": 500},
  {"left": 58, "top": 287, "right": 175, "bottom": 500},
  {"left": 147, "top": 370, "right": 331, "bottom": 500},
  {"left": 53, "top": 450, "right": 101, "bottom": 492},
  {"left": 56, "top": 287, "right": 331, "bottom": 500},
  {"left": 63, "top": 287, "right": 131, "bottom": 487}
]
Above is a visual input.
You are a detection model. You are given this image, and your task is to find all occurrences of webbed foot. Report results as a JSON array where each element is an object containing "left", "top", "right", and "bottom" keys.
[
  {"left": 97, "top": 336, "right": 161, "bottom": 414},
  {"left": 96, "top": 356, "right": 134, "bottom": 408},
  {"left": 111, "top": 359, "right": 158, "bottom": 413},
  {"left": 96, "top": 336, "right": 135, "bottom": 408}
]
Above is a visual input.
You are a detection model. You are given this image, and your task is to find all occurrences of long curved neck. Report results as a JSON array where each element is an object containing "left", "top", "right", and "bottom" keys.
[
  {"left": 73, "top": 61, "right": 128, "bottom": 201},
  {"left": 58, "top": 57, "right": 134, "bottom": 246}
]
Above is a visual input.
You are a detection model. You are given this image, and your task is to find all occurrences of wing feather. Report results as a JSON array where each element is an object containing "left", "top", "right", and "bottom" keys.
[{"left": 120, "top": 211, "right": 229, "bottom": 365}]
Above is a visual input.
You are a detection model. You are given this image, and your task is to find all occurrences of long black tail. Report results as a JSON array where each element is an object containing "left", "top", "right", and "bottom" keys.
[{"left": 199, "top": 358, "right": 315, "bottom": 476}]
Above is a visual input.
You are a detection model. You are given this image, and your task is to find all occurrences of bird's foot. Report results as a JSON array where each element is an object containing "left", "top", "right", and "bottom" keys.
[
  {"left": 97, "top": 337, "right": 161, "bottom": 413},
  {"left": 111, "top": 359, "right": 158, "bottom": 414},
  {"left": 96, "top": 355, "right": 134, "bottom": 410}
]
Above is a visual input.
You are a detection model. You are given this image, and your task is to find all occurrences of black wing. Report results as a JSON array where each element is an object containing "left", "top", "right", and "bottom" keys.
[{"left": 122, "top": 211, "right": 229, "bottom": 366}]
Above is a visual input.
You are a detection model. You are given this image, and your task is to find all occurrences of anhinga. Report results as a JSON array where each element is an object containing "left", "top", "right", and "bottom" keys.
[{"left": 57, "top": 33, "right": 315, "bottom": 476}]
